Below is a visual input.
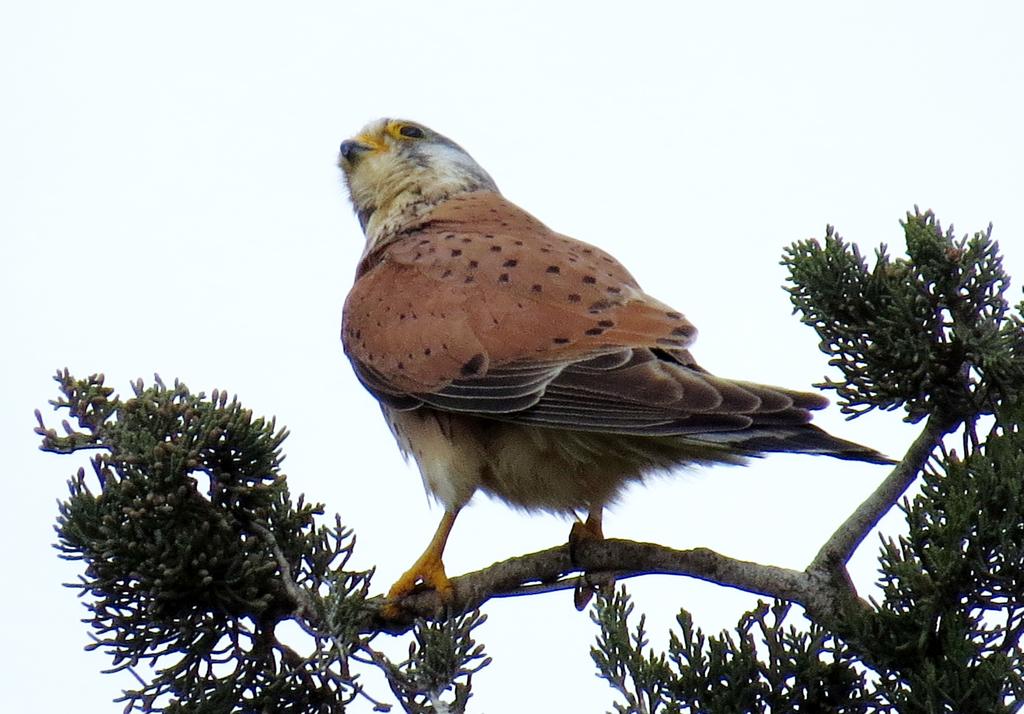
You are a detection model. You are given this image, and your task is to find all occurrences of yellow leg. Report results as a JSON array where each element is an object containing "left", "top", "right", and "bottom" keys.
[
  {"left": 385, "top": 509, "right": 459, "bottom": 613},
  {"left": 570, "top": 507, "right": 611, "bottom": 611}
]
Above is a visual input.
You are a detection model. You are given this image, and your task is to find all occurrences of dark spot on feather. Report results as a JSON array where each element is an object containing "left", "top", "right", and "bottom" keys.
[
  {"left": 540, "top": 247, "right": 551, "bottom": 253},
  {"left": 606, "top": 286, "right": 621, "bottom": 294},
  {"left": 597, "top": 320, "right": 614, "bottom": 327},
  {"left": 546, "top": 265, "right": 560, "bottom": 274},
  {"left": 531, "top": 284, "right": 543, "bottom": 293},
  {"left": 469, "top": 260, "right": 479, "bottom": 268},
  {"left": 354, "top": 329, "right": 361, "bottom": 338},
  {"left": 671, "top": 326, "right": 690, "bottom": 336},
  {"left": 445, "top": 234, "right": 455, "bottom": 240},
  {"left": 484, "top": 233, "right": 494, "bottom": 239},
  {"left": 666, "top": 311, "right": 684, "bottom": 319},
  {"left": 442, "top": 269, "right": 452, "bottom": 278},
  {"left": 397, "top": 362, "right": 404, "bottom": 370},
  {"left": 582, "top": 248, "right": 593, "bottom": 254},
  {"left": 451, "top": 249, "right": 462, "bottom": 257},
  {"left": 499, "top": 273, "right": 510, "bottom": 283},
  {"left": 490, "top": 245, "right": 502, "bottom": 252},
  {"left": 424, "top": 348, "right": 432, "bottom": 356},
  {"left": 585, "top": 327, "right": 605, "bottom": 336},
  {"left": 553, "top": 337, "right": 570, "bottom": 344},
  {"left": 567, "top": 293, "right": 581, "bottom": 302},
  {"left": 465, "top": 275, "right": 474, "bottom": 283},
  {"left": 583, "top": 275, "right": 597, "bottom": 284},
  {"left": 418, "top": 239, "right": 431, "bottom": 246},
  {"left": 602, "top": 256, "right": 614, "bottom": 263},
  {"left": 399, "top": 313, "right": 406, "bottom": 320},
  {"left": 462, "top": 237, "right": 472, "bottom": 243},
  {"left": 503, "top": 259, "right": 518, "bottom": 268},
  {"left": 461, "top": 353, "right": 486, "bottom": 375},
  {"left": 514, "top": 240, "right": 524, "bottom": 246},
  {"left": 588, "top": 299, "right": 612, "bottom": 312}
]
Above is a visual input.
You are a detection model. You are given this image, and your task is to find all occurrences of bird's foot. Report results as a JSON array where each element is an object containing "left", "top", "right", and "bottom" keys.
[
  {"left": 382, "top": 551, "right": 453, "bottom": 619},
  {"left": 381, "top": 509, "right": 459, "bottom": 619},
  {"left": 569, "top": 512, "right": 612, "bottom": 610},
  {"left": 568, "top": 514, "right": 605, "bottom": 559}
]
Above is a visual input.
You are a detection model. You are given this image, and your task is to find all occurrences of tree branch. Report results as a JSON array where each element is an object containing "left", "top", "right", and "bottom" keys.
[
  {"left": 248, "top": 520, "right": 318, "bottom": 620},
  {"left": 809, "top": 411, "right": 957, "bottom": 572},
  {"left": 365, "top": 414, "right": 954, "bottom": 636},
  {"left": 369, "top": 540, "right": 848, "bottom": 635}
]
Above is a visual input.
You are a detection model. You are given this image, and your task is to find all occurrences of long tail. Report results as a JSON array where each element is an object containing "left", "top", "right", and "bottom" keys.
[{"left": 686, "top": 423, "right": 896, "bottom": 465}]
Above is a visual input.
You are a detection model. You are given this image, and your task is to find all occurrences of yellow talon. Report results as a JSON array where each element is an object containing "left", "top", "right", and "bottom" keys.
[
  {"left": 386, "top": 552, "right": 453, "bottom": 601},
  {"left": 381, "top": 509, "right": 459, "bottom": 618}
]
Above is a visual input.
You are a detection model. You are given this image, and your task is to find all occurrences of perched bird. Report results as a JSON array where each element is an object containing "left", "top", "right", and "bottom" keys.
[{"left": 337, "top": 118, "right": 891, "bottom": 608}]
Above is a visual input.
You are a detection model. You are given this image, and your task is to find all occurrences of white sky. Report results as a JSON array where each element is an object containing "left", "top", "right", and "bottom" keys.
[{"left": 3, "top": 2, "right": 1022, "bottom": 712}]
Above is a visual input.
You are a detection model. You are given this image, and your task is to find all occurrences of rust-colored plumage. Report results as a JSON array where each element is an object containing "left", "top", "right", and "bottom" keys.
[{"left": 337, "top": 118, "right": 891, "bottom": 608}]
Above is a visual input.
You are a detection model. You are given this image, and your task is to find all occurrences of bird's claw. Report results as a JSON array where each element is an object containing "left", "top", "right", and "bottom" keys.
[
  {"left": 381, "top": 556, "right": 453, "bottom": 619},
  {"left": 568, "top": 513, "right": 608, "bottom": 610}
]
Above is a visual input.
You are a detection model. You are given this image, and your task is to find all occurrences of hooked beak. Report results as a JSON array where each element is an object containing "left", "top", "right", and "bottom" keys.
[{"left": 338, "top": 134, "right": 386, "bottom": 165}]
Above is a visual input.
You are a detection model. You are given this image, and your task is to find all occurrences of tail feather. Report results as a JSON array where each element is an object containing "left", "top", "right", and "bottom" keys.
[{"left": 687, "top": 424, "right": 896, "bottom": 465}]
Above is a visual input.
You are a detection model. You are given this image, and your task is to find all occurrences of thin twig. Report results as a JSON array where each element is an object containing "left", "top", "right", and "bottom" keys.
[
  {"left": 88, "top": 633, "right": 148, "bottom": 688},
  {"left": 809, "top": 411, "right": 957, "bottom": 572},
  {"left": 248, "top": 520, "right": 317, "bottom": 619}
]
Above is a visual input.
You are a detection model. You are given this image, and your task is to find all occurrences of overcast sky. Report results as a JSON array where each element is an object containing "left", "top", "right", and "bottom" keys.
[{"left": 3, "top": 3, "right": 1022, "bottom": 712}]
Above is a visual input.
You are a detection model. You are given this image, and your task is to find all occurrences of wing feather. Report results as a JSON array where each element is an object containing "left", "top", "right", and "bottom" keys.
[{"left": 342, "top": 191, "right": 829, "bottom": 438}]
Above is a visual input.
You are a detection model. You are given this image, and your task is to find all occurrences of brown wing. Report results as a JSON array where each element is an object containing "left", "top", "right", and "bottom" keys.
[{"left": 342, "top": 191, "right": 827, "bottom": 434}]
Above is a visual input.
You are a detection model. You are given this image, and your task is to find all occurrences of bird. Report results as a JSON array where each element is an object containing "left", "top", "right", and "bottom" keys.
[{"left": 337, "top": 118, "right": 892, "bottom": 610}]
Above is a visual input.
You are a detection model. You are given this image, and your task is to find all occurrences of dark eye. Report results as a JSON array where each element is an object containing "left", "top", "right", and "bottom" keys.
[{"left": 399, "top": 125, "right": 424, "bottom": 139}]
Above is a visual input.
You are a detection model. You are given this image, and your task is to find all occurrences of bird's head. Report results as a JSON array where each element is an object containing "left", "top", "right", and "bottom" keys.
[{"left": 338, "top": 118, "right": 498, "bottom": 250}]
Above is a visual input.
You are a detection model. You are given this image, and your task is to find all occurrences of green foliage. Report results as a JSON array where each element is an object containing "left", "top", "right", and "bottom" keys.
[
  {"left": 40, "top": 371, "right": 489, "bottom": 713},
  {"left": 782, "top": 209, "right": 1024, "bottom": 421},
  {"left": 592, "top": 593, "right": 880, "bottom": 713},
  {"left": 867, "top": 423, "right": 1024, "bottom": 711},
  {"left": 591, "top": 590, "right": 676, "bottom": 713},
  {"left": 593, "top": 427, "right": 1024, "bottom": 713},
  {"left": 370, "top": 612, "right": 491, "bottom": 714},
  {"left": 591, "top": 209, "right": 1024, "bottom": 713}
]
